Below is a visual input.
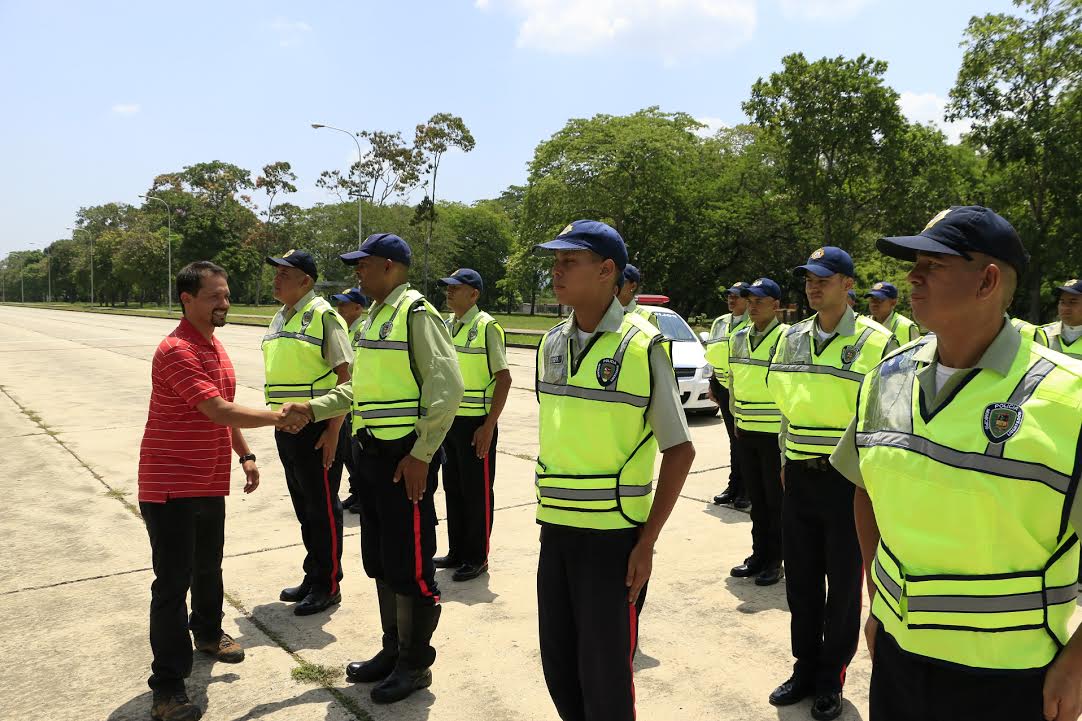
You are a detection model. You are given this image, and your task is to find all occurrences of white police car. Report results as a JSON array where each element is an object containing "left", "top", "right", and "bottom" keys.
[{"left": 635, "top": 295, "right": 716, "bottom": 416}]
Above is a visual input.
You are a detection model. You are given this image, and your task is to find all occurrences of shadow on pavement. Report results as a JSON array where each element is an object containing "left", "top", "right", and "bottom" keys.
[
  {"left": 106, "top": 659, "right": 238, "bottom": 721},
  {"left": 724, "top": 575, "right": 789, "bottom": 614},
  {"left": 244, "top": 602, "right": 339, "bottom": 652},
  {"left": 774, "top": 697, "right": 864, "bottom": 720},
  {"left": 435, "top": 569, "right": 499, "bottom": 606}
]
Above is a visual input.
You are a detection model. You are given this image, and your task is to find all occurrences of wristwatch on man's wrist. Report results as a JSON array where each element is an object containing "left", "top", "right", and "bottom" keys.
[{"left": 238, "top": 453, "right": 257, "bottom": 465}]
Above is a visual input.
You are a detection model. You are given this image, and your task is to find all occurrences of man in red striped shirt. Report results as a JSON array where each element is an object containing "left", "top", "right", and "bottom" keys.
[{"left": 139, "top": 261, "right": 285, "bottom": 721}]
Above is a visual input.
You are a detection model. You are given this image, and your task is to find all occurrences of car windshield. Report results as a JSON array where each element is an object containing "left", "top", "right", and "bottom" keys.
[{"left": 654, "top": 312, "right": 698, "bottom": 342}]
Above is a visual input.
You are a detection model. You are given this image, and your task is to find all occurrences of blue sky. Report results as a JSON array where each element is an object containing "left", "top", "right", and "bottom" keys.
[{"left": 0, "top": 0, "right": 1017, "bottom": 256}]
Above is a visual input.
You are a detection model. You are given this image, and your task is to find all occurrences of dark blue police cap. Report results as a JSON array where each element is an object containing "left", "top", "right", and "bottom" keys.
[
  {"left": 1056, "top": 278, "right": 1082, "bottom": 296},
  {"left": 847, "top": 290, "right": 857, "bottom": 301},
  {"left": 340, "top": 233, "right": 412, "bottom": 266},
  {"left": 623, "top": 264, "right": 642, "bottom": 285},
  {"left": 266, "top": 249, "right": 319, "bottom": 281},
  {"left": 438, "top": 268, "right": 484, "bottom": 292},
  {"left": 745, "top": 278, "right": 782, "bottom": 300},
  {"left": 727, "top": 281, "right": 750, "bottom": 296},
  {"left": 534, "top": 220, "right": 628, "bottom": 271},
  {"left": 794, "top": 246, "right": 855, "bottom": 278},
  {"left": 864, "top": 281, "right": 898, "bottom": 300},
  {"left": 330, "top": 288, "right": 369, "bottom": 306},
  {"left": 878, "top": 206, "right": 1029, "bottom": 275}
]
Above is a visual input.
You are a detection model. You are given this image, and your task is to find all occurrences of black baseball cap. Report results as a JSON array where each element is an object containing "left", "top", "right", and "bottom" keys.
[
  {"left": 865, "top": 281, "right": 898, "bottom": 300},
  {"left": 266, "top": 249, "right": 318, "bottom": 281},
  {"left": 340, "top": 233, "right": 412, "bottom": 266},
  {"left": 534, "top": 220, "right": 628, "bottom": 271},
  {"left": 330, "top": 288, "right": 368, "bottom": 306},
  {"left": 745, "top": 278, "right": 782, "bottom": 300},
  {"left": 1055, "top": 278, "right": 1081, "bottom": 296},
  {"left": 878, "top": 206, "right": 1030, "bottom": 274},
  {"left": 794, "top": 246, "right": 855, "bottom": 278},
  {"left": 438, "top": 268, "right": 484, "bottom": 292}
]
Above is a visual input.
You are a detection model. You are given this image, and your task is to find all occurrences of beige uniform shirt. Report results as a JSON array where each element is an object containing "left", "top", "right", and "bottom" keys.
[
  {"left": 308, "top": 283, "right": 464, "bottom": 463},
  {"left": 268, "top": 289, "right": 353, "bottom": 370}
]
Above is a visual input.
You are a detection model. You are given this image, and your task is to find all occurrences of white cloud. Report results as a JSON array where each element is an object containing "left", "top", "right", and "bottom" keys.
[
  {"left": 270, "top": 17, "right": 312, "bottom": 47},
  {"left": 899, "top": 91, "right": 972, "bottom": 144},
  {"left": 778, "top": 0, "right": 871, "bottom": 20},
  {"left": 694, "top": 116, "right": 728, "bottom": 137},
  {"left": 111, "top": 103, "right": 140, "bottom": 115},
  {"left": 476, "top": 0, "right": 758, "bottom": 63}
]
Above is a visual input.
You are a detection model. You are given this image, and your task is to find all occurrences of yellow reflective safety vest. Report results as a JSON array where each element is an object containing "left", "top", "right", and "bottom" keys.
[
  {"left": 1010, "top": 316, "right": 1047, "bottom": 345},
  {"left": 351, "top": 288, "right": 439, "bottom": 439},
  {"left": 729, "top": 321, "right": 788, "bottom": 434},
  {"left": 704, "top": 313, "right": 749, "bottom": 384},
  {"left": 449, "top": 309, "right": 504, "bottom": 417},
  {"left": 262, "top": 296, "right": 345, "bottom": 407},
  {"left": 768, "top": 314, "right": 894, "bottom": 460},
  {"left": 535, "top": 313, "right": 663, "bottom": 530},
  {"left": 855, "top": 335, "right": 1082, "bottom": 670},
  {"left": 1042, "top": 322, "right": 1082, "bottom": 360},
  {"left": 631, "top": 304, "right": 658, "bottom": 326},
  {"left": 882, "top": 311, "right": 920, "bottom": 346}
]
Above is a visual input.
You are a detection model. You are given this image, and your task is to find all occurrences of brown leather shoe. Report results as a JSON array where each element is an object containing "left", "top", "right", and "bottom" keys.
[
  {"left": 151, "top": 690, "right": 203, "bottom": 721},
  {"left": 194, "top": 632, "right": 245, "bottom": 663}
]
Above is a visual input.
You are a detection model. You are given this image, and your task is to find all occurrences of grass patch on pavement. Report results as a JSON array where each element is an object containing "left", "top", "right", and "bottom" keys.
[{"left": 291, "top": 661, "right": 345, "bottom": 685}]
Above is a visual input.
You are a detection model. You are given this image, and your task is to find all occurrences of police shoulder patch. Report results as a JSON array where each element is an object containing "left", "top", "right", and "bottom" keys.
[
  {"left": 841, "top": 344, "right": 858, "bottom": 364},
  {"left": 353, "top": 329, "right": 363, "bottom": 345},
  {"left": 596, "top": 358, "right": 620, "bottom": 387},
  {"left": 983, "top": 402, "right": 1024, "bottom": 443},
  {"left": 379, "top": 320, "right": 394, "bottom": 340},
  {"left": 301, "top": 310, "right": 314, "bottom": 326},
  {"left": 468, "top": 325, "right": 479, "bottom": 342}
]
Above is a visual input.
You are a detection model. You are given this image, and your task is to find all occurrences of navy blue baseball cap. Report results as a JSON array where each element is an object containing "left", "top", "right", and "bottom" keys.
[
  {"left": 727, "top": 281, "right": 750, "bottom": 296},
  {"left": 266, "top": 249, "right": 318, "bottom": 281},
  {"left": 330, "top": 288, "right": 369, "bottom": 306},
  {"left": 745, "top": 278, "right": 782, "bottom": 300},
  {"left": 864, "top": 281, "right": 898, "bottom": 300},
  {"left": 623, "top": 264, "right": 642, "bottom": 285},
  {"left": 878, "top": 206, "right": 1030, "bottom": 274},
  {"left": 534, "top": 220, "right": 628, "bottom": 271},
  {"left": 1056, "top": 278, "right": 1082, "bottom": 295},
  {"left": 794, "top": 246, "right": 855, "bottom": 278},
  {"left": 847, "top": 290, "right": 857, "bottom": 302},
  {"left": 438, "top": 268, "right": 484, "bottom": 292},
  {"left": 340, "top": 233, "right": 412, "bottom": 266}
]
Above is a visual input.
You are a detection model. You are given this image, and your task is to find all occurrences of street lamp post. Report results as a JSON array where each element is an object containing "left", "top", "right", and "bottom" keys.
[
  {"left": 68, "top": 227, "right": 93, "bottom": 305},
  {"left": 140, "top": 195, "right": 174, "bottom": 313},
  {"left": 312, "top": 123, "right": 364, "bottom": 249}
]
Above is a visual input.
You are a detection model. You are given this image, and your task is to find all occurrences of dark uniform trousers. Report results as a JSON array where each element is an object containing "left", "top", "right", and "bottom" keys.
[
  {"left": 735, "top": 430, "right": 783, "bottom": 566},
  {"left": 275, "top": 420, "right": 345, "bottom": 594},
  {"left": 712, "top": 380, "right": 744, "bottom": 499},
  {"left": 141, "top": 496, "right": 226, "bottom": 693},
  {"left": 354, "top": 431, "right": 441, "bottom": 604},
  {"left": 782, "top": 458, "right": 863, "bottom": 693},
  {"left": 870, "top": 626, "right": 1047, "bottom": 721},
  {"left": 338, "top": 418, "right": 360, "bottom": 499},
  {"left": 440, "top": 416, "right": 497, "bottom": 565},
  {"left": 538, "top": 524, "right": 644, "bottom": 721}
]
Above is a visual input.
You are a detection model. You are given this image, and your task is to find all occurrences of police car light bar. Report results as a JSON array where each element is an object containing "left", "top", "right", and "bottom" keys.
[{"left": 635, "top": 294, "right": 670, "bottom": 305}]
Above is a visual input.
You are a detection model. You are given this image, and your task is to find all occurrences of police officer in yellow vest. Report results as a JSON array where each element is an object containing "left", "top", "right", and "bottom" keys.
[
  {"left": 1042, "top": 278, "right": 1082, "bottom": 360},
  {"left": 263, "top": 250, "right": 352, "bottom": 616},
  {"left": 329, "top": 287, "right": 369, "bottom": 514},
  {"left": 434, "top": 268, "right": 511, "bottom": 582},
  {"left": 767, "top": 246, "right": 897, "bottom": 720},
  {"left": 280, "top": 233, "right": 464, "bottom": 704},
  {"left": 706, "top": 282, "right": 751, "bottom": 509},
  {"left": 533, "top": 220, "right": 695, "bottom": 721},
  {"left": 864, "top": 282, "right": 920, "bottom": 346},
  {"left": 617, "top": 263, "right": 660, "bottom": 327},
  {"left": 727, "top": 278, "right": 788, "bottom": 587},
  {"left": 832, "top": 206, "right": 1082, "bottom": 721}
]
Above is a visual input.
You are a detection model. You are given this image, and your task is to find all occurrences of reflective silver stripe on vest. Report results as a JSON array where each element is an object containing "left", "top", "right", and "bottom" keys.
[
  {"left": 907, "top": 583, "right": 1078, "bottom": 614},
  {"left": 358, "top": 339, "right": 409, "bottom": 351},
  {"left": 357, "top": 407, "right": 425, "bottom": 419},
  {"left": 874, "top": 556, "right": 903, "bottom": 604},
  {"left": 786, "top": 431, "right": 841, "bottom": 447},
  {"left": 613, "top": 326, "right": 642, "bottom": 365},
  {"left": 769, "top": 363, "right": 865, "bottom": 383},
  {"left": 266, "top": 389, "right": 332, "bottom": 399},
  {"left": 537, "top": 382, "right": 649, "bottom": 408},
  {"left": 729, "top": 358, "right": 771, "bottom": 367},
  {"left": 985, "top": 358, "right": 1056, "bottom": 458},
  {"left": 461, "top": 393, "right": 488, "bottom": 404},
  {"left": 842, "top": 328, "right": 875, "bottom": 370},
  {"left": 456, "top": 347, "right": 487, "bottom": 355},
  {"left": 736, "top": 407, "right": 782, "bottom": 417},
  {"left": 263, "top": 331, "right": 322, "bottom": 346},
  {"left": 856, "top": 430, "right": 1072, "bottom": 494},
  {"left": 536, "top": 484, "right": 654, "bottom": 501}
]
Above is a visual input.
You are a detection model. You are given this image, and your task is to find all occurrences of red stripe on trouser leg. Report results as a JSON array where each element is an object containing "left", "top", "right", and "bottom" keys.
[
  {"left": 413, "top": 502, "right": 439, "bottom": 603},
  {"left": 322, "top": 467, "right": 340, "bottom": 595},
  {"left": 483, "top": 452, "right": 492, "bottom": 558},
  {"left": 628, "top": 601, "right": 638, "bottom": 719}
]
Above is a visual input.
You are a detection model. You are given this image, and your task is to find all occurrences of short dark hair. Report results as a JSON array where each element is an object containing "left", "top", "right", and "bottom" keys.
[{"left": 177, "top": 261, "right": 228, "bottom": 315}]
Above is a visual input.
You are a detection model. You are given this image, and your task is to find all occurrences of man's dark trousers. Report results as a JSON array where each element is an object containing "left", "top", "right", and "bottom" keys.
[
  {"left": 736, "top": 429, "right": 782, "bottom": 567},
  {"left": 782, "top": 458, "right": 863, "bottom": 694},
  {"left": 338, "top": 418, "right": 360, "bottom": 499},
  {"left": 441, "top": 415, "right": 497, "bottom": 565},
  {"left": 712, "top": 380, "right": 744, "bottom": 499},
  {"left": 141, "top": 496, "right": 226, "bottom": 693},
  {"left": 275, "top": 420, "right": 345, "bottom": 594}
]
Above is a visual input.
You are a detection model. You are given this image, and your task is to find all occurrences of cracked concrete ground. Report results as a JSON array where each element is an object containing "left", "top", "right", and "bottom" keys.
[{"left": 3, "top": 305, "right": 1073, "bottom": 721}]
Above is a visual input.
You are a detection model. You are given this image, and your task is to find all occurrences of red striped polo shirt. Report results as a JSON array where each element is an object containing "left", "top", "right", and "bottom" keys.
[{"left": 138, "top": 318, "right": 237, "bottom": 503}]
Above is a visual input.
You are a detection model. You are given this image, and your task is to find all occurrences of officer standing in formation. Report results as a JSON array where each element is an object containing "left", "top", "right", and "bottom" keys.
[
  {"left": 863, "top": 281, "right": 920, "bottom": 346},
  {"left": 281, "top": 233, "right": 464, "bottom": 704},
  {"left": 617, "top": 263, "right": 660, "bottom": 327},
  {"left": 263, "top": 250, "right": 351, "bottom": 616},
  {"left": 435, "top": 268, "right": 511, "bottom": 581},
  {"left": 706, "top": 282, "right": 751, "bottom": 509},
  {"left": 847, "top": 289, "right": 857, "bottom": 309},
  {"left": 1042, "top": 278, "right": 1082, "bottom": 359},
  {"left": 832, "top": 206, "right": 1082, "bottom": 721},
  {"left": 329, "top": 287, "right": 369, "bottom": 513},
  {"left": 532, "top": 220, "right": 695, "bottom": 721},
  {"left": 727, "top": 278, "right": 787, "bottom": 586},
  {"left": 767, "top": 246, "right": 897, "bottom": 721}
]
